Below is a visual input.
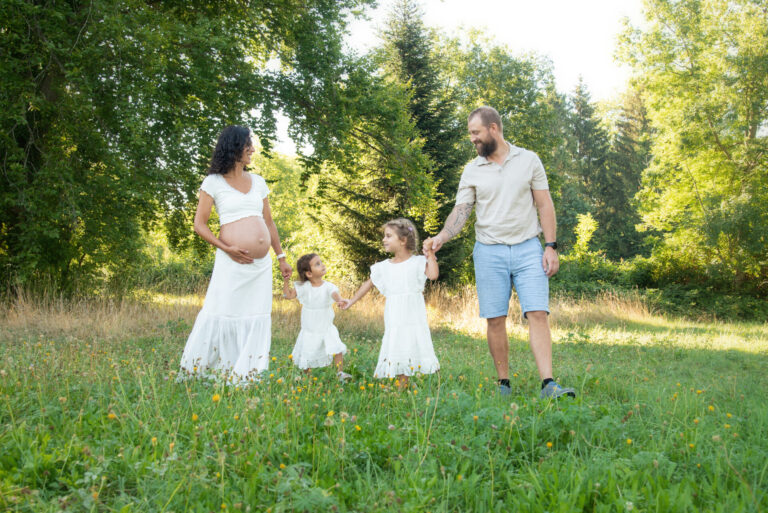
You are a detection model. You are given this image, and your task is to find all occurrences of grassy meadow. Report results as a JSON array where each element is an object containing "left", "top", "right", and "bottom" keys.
[{"left": 1, "top": 288, "right": 767, "bottom": 512}]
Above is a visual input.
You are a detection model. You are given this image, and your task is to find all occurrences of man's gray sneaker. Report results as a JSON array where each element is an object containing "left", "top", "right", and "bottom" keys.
[
  {"left": 499, "top": 384, "right": 512, "bottom": 396},
  {"left": 540, "top": 381, "right": 576, "bottom": 399}
]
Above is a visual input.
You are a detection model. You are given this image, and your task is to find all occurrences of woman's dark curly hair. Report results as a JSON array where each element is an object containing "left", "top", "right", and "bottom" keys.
[{"left": 207, "top": 125, "right": 253, "bottom": 175}]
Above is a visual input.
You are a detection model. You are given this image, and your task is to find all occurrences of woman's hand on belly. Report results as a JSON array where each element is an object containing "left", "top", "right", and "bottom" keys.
[
  {"left": 220, "top": 216, "right": 271, "bottom": 261},
  {"left": 223, "top": 245, "right": 255, "bottom": 264}
]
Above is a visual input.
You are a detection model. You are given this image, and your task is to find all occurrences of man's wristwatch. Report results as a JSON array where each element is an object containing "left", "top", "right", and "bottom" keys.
[{"left": 545, "top": 241, "right": 558, "bottom": 250}]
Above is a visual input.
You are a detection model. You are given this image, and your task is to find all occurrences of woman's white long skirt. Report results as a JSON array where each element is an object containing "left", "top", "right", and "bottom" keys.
[{"left": 180, "top": 249, "right": 272, "bottom": 382}]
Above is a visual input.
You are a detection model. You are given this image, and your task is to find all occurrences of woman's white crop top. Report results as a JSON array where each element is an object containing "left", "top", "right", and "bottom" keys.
[{"left": 199, "top": 172, "right": 270, "bottom": 226}]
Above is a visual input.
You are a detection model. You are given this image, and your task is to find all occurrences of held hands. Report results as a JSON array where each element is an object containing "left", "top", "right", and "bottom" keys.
[
  {"left": 422, "top": 234, "right": 445, "bottom": 255},
  {"left": 542, "top": 246, "right": 560, "bottom": 277},
  {"left": 278, "top": 258, "right": 293, "bottom": 280},
  {"left": 337, "top": 298, "right": 353, "bottom": 310},
  {"left": 225, "top": 245, "right": 254, "bottom": 264}
]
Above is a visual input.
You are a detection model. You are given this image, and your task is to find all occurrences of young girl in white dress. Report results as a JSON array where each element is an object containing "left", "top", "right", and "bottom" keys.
[
  {"left": 283, "top": 253, "right": 352, "bottom": 382},
  {"left": 341, "top": 218, "right": 439, "bottom": 386}
]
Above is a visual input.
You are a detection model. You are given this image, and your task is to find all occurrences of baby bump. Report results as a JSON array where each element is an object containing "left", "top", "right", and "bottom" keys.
[{"left": 220, "top": 216, "right": 271, "bottom": 259}]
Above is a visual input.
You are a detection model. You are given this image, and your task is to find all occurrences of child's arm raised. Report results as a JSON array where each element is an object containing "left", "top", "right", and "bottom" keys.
[
  {"left": 283, "top": 277, "right": 297, "bottom": 300},
  {"left": 340, "top": 279, "right": 373, "bottom": 310},
  {"left": 424, "top": 249, "right": 439, "bottom": 281}
]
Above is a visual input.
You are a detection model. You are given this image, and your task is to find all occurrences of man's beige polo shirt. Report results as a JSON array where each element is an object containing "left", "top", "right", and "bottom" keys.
[{"left": 455, "top": 142, "right": 549, "bottom": 246}]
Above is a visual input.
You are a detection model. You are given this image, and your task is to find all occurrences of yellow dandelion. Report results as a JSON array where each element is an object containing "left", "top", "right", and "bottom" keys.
[
  {"left": 151, "top": 436, "right": 158, "bottom": 446},
  {"left": 457, "top": 475, "right": 463, "bottom": 481},
  {"left": 92, "top": 492, "right": 99, "bottom": 500},
  {"left": 277, "top": 378, "right": 283, "bottom": 384},
  {"left": 327, "top": 410, "right": 335, "bottom": 417},
  {"left": 697, "top": 463, "right": 701, "bottom": 468},
  {"left": 279, "top": 463, "right": 286, "bottom": 469},
  {"left": 355, "top": 425, "right": 361, "bottom": 431},
  {"left": 221, "top": 504, "right": 227, "bottom": 510},
  {"left": 212, "top": 394, "right": 221, "bottom": 403},
  {"left": 473, "top": 415, "right": 479, "bottom": 422},
  {"left": 513, "top": 373, "right": 518, "bottom": 378},
  {"left": 271, "top": 357, "right": 276, "bottom": 362},
  {"left": 359, "top": 385, "right": 365, "bottom": 391},
  {"left": 688, "top": 443, "right": 694, "bottom": 449},
  {"left": 234, "top": 415, "right": 239, "bottom": 420},
  {"left": 676, "top": 382, "right": 681, "bottom": 387},
  {"left": 693, "top": 418, "right": 699, "bottom": 424},
  {"left": 724, "top": 424, "right": 731, "bottom": 429},
  {"left": 626, "top": 439, "right": 632, "bottom": 445},
  {"left": 726, "top": 413, "right": 732, "bottom": 418},
  {"left": 192, "top": 413, "right": 199, "bottom": 421},
  {"left": 478, "top": 383, "right": 483, "bottom": 388},
  {"left": 708, "top": 405, "right": 714, "bottom": 411},
  {"left": 107, "top": 412, "right": 117, "bottom": 420},
  {"left": 696, "top": 390, "right": 702, "bottom": 394},
  {"left": 169, "top": 442, "right": 175, "bottom": 451},
  {"left": 288, "top": 354, "right": 293, "bottom": 360},
  {"left": 546, "top": 442, "right": 553, "bottom": 448}
]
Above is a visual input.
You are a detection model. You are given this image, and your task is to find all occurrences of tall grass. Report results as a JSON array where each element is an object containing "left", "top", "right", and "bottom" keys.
[{"left": 1, "top": 288, "right": 767, "bottom": 511}]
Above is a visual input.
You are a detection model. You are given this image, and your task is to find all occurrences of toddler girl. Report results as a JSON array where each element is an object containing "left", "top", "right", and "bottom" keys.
[
  {"left": 283, "top": 253, "right": 352, "bottom": 382},
  {"left": 341, "top": 218, "right": 439, "bottom": 386}
]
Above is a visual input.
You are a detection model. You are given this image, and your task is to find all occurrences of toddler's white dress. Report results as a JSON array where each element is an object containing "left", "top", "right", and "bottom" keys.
[
  {"left": 370, "top": 255, "right": 439, "bottom": 378},
  {"left": 292, "top": 281, "right": 347, "bottom": 369}
]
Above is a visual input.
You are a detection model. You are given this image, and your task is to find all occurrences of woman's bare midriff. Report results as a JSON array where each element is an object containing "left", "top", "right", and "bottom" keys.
[{"left": 220, "top": 216, "right": 271, "bottom": 259}]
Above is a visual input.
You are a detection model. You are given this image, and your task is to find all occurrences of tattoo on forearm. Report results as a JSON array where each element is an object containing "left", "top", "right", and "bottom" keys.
[{"left": 444, "top": 203, "right": 473, "bottom": 239}]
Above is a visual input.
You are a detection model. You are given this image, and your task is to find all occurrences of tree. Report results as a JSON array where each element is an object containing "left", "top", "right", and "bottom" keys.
[
  {"left": 619, "top": 0, "right": 768, "bottom": 291},
  {"left": 0, "top": 0, "right": 372, "bottom": 291}
]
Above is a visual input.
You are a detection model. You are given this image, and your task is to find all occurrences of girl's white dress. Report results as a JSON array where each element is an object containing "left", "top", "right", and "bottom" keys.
[
  {"left": 292, "top": 281, "right": 347, "bottom": 369},
  {"left": 370, "top": 255, "right": 440, "bottom": 378},
  {"left": 179, "top": 172, "right": 273, "bottom": 382}
]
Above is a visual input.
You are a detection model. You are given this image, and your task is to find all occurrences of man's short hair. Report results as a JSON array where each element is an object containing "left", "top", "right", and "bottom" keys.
[{"left": 468, "top": 106, "right": 503, "bottom": 132}]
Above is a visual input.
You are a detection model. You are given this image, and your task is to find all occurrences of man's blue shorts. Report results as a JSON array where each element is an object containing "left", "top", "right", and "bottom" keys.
[{"left": 473, "top": 237, "right": 550, "bottom": 319}]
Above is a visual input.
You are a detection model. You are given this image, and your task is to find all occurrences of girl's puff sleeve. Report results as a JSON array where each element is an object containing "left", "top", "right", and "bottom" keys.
[
  {"left": 413, "top": 255, "right": 428, "bottom": 289},
  {"left": 370, "top": 261, "right": 386, "bottom": 296},
  {"left": 294, "top": 281, "right": 307, "bottom": 303}
]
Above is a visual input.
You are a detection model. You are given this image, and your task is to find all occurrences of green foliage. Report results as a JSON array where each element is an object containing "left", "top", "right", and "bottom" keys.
[
  {"left": 0, "top": 0, "right": 373, "bottom": 291},
  {"left": 619, "top": 0, "right": 768, "bottom": 292}
]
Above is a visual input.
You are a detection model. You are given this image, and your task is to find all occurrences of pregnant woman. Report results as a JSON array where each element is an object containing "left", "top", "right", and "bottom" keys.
[{"left": 180, "top": 125, "right": 292, "bottom": 382}]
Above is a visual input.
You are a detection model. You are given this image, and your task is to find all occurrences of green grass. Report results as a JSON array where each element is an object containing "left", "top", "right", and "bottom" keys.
[{"left": 1, "top": 298, "right": 767, "bottom": 512}]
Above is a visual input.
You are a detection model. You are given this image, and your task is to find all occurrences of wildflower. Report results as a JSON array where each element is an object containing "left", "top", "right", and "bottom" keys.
[
  {"left": 234, "top": 415, "right": 239, "bottom": 420},
  {"left": 288, "top": 354, "right": 293, "bottom": 360},
  {"left": 712, "top": 435, "right": 721, "bottom": 442},
  {"left": 732, "top": 433, "right": 738, "bottom": 438},
  {"left": 360, "top": 385, "right": 366, "bottom": 391},
  {"left": 473, "top": 415, "right": 479, "bottom": 422},
  {"left": 626, "top": 502, "right": 634, "bottom": 511},
  {"left": 191, "top": 413, "right": 199, "bottom": 421},
  {"left": 726, "top": 413, "right": 732, "bottom": 418},
  {"left": 546, "top": 442, "right": 553, "bottom": 448},
  {"left": 169, "top": 442, "right": 175, "bottom": 451},
  {"left": 108, "top": 412, "right": 118, "bottom": 420},
  {"left": 693, "top": 418, "right": 699, "bottom": 424},
  {"left": 708, "top": 405, "right": 714, "bottom": 411},
  {"left": 724, "top": 424, "right": 731, "bottom": 429},
  {"left": 688, "top": 443, "right": 694, "bottom": 449},
  {"left": 271, "top": 357, "right": 276, "bottom": 362},
  {"left": 92, "top": 492, "right": 99, "bottom": 500},
  {"left": 478, "top": 383, "right": 483, "bottom": 388},
  {"left": 388, "top": 424, "right": 396, "bottom": 431},
  {"left": 513, "top": 373, "right": 518, "bottom": 378},
  {"left": 151, "top": 437, "right": 158, "bottom": 446},
  {"left": 327, "top": 410, "right": 335, "bottom": 417},
  {"left": 221, "top": 504, "right": 227, "bottom": 510},
  {"left": 626, "top": 439, "right": 632, "bottom": 445},
  {"left": 324, "top": 417, "right": 334, "bottom": 427},
  {"left": 59, "top": 396, "right": 67, "bottom": 403},
  {"left": 355, "top": 425, "right": 361, "bottom": 431},
  {"left": 212, "top": 394, "right": 221, "bottom": 403},
  {"left": 457, "top": 475, "right": 463, "bottom": 481},
  {"left": 279, "top": 463, "right": 286, "bottom": 469},
  {"left": 277, "top": 378, "right": 283, "bottom": 384},
  {"left": 696, "top": 389, "right": 702, "bottom": 394}
]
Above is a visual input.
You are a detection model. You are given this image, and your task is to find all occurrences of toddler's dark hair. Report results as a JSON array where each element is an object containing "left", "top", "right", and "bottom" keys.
[
  {"left": 296, "top": 253, "right": 318, "bottom": 282},
  {"left": 382, "top": 218, "right": 419, "bottom": 253}
]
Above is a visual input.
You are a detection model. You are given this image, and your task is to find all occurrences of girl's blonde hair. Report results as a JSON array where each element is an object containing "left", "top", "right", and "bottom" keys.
[
  {"left": 383, "top": 218, "right": 419, "bottom": 253},
  {"left": 296, "top": 253, "right": 318, "bottom": 282}
]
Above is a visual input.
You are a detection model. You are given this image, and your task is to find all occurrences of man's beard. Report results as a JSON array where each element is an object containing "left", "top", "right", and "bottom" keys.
[{"left": 476, "top": 138, "right": 497, "bottom": 158}]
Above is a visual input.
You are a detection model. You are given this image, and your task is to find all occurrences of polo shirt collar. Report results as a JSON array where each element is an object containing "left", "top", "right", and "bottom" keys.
[{"left": 477, "top": 141, "right": 521, "bottom": 166}]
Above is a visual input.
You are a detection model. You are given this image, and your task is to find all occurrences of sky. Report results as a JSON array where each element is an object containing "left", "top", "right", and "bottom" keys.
[{"left": 273, "top": 0, "right": 645, "bottom": 155}]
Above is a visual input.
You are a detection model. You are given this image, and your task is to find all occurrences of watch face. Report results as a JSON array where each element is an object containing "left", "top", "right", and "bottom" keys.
[{"left": 546, "top": 242, "right": 558, "bottom": 250}]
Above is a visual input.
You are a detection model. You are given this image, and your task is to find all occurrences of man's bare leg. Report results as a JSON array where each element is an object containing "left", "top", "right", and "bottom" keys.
[
  {"left": 487, "top": 316, "right": 509, "bottom": 379},
  {"left": 526, "top": 310, "right": 553, "bottom": 380}
]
